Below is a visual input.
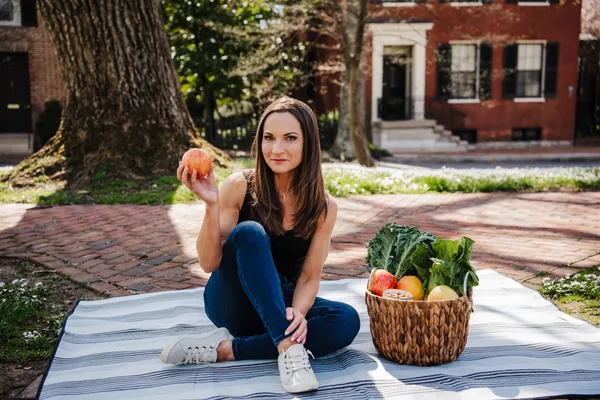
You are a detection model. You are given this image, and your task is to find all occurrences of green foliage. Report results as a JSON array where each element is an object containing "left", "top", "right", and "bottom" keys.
[
  {"left": 0, "top": 279, "right": 56, "bottom": 362},
  {"left": 540, "top": 266, "right": 600, "bottom": 300},
  {"left": 162, "top": 0, "right": 310, "bottom": 112}
]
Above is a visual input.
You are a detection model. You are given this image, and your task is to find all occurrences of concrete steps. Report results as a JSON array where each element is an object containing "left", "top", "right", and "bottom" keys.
[{"left": 372, "top": 120, "right": 469, "bottom": 153}]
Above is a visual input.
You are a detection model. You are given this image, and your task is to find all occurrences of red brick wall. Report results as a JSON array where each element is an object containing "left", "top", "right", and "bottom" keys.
[
  {"left": 363, "top": 1, "right": 582, "bottom": 142},
  {"left": 0, "top": 8, "right": 65, "bottom": 127}
]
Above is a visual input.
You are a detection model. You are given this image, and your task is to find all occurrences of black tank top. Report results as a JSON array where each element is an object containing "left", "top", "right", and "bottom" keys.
[{"left": 237, "top": 170, "right": 312, "bottom": 282}]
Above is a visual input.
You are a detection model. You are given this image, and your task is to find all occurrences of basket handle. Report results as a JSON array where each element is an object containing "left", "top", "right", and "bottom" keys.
[{"left": 463, "top": 272, "right": 474, "bottom": 312}]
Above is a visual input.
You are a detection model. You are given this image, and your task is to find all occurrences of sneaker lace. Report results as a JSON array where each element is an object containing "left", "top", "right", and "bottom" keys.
[
  {"left": 184, "top": 342, "right": 217, "bottom": 364},
  {"left": 284, "top": 348, "right": 315, "bottom": 373}
]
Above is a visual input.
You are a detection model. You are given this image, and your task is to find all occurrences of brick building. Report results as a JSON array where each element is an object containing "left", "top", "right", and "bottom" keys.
[
  {"left": 0, "top": 0, "right": 64, "bottom": 160},
  {"left": 314, "top": 0, "right": 582, "bottom": 152}
]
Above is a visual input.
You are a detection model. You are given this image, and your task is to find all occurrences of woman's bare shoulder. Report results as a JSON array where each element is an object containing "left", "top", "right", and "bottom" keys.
[{"left": 220, "top": 171, "right": 249, "bottom": 208}]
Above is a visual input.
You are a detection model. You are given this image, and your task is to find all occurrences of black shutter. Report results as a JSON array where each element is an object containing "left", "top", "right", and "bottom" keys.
[
  {"left": 439, "top": 0, "right": 449, "bottom": 3},
  {"left": 506, "top": 0, "right": 519, "bottom": 3},
  {"left": 503, "top": 44, "right": 518, "bottom": 99},
  {"left": 20, "top": 0, "right": 37, "bottom": 27},
  {"left": 479, "top": 43, "right": 493, "bottom": 100},
  {"left": 544, "top": 42, "right": 559, "bottom": 98},
  {"left": 482, "top": 0, "right": 493, "bottom": 3},
  {"left": 415, "top": 0, "right": 427, "bottom": 3},
  {"left": 548, "top": 0, "right": 559, "bottom": 3},
  {"left": 436, "top": 43, "right": 452, "bottom": 99},
  {"left": 370, "top": 0, "right": 384, "bottom": 3}
]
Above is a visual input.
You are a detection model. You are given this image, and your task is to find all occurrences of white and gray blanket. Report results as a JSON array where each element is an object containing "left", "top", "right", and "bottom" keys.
[{"left": 37, "top": 270, "right": 600, "bottom": 399}]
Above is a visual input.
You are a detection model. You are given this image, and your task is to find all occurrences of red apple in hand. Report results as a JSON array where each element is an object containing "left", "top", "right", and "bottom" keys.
[
  {"left": 182, "top": 148, "right": 213, "bottom": 178},
  {"left": 368, "top": 269, "right": 398, "bottom": 297}
]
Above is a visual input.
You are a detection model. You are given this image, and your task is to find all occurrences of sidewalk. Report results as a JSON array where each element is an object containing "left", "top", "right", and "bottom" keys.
[
  {"left": 1, "top": 192, "right": 598, "bottom": 296},
  {"left": 381, "top": 146, "right": 600, "bottom": 163}
]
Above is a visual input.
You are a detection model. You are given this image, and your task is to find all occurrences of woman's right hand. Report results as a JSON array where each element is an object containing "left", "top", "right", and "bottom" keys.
[{"left": 177, "top": 162, "right": 219, "bottom": 206}]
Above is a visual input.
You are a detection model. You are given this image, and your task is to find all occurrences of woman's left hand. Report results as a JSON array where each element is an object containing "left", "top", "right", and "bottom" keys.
[{"left": 285, "top": 307, "right": 307, "bottom": 345}]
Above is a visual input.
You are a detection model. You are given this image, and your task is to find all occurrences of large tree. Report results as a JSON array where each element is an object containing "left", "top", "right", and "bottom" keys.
[
  {"left": 313, "top": 0, "right": 374, "bottom": 166},
  {"left": 6, "top": 0, "right": 229, "bottom": 189}
]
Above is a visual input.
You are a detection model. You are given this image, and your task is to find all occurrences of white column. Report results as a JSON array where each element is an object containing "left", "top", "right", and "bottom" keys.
[
  {"left": 413, "top": 42, "right": 427, "bottom": 120},
  {"left": 371, "top": 37, "right": 384, "bottom": 125}
]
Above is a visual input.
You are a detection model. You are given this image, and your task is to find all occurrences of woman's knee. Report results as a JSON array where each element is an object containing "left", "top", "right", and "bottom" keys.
[{"left": 228, "top": 221, "right": 269, "bottom": 246}]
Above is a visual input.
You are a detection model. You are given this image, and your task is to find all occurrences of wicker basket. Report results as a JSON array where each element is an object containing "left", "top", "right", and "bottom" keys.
[{"left": 365, "top": 275, "right": 473, "bottom": 366}]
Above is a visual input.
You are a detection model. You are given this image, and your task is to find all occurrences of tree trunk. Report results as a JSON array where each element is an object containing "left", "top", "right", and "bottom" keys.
[
  {"left": 328, "top": 0, "right": 373, "bottom": 166},
  {"left": 347, "top": 59, "right": 374, "bottom": 167},
  {"left": 7, "top": 0, "right": 229, "bottom": 188},
  {"left": 330, "top": 65, "right": 355, "bottom": 160}
]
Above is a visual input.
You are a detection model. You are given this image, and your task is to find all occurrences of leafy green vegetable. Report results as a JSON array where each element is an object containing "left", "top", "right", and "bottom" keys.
[
  {"left": 393, "top": 227, "right": 436, "bottom": 278},
  {"left": 411, "top": 243, "right": 434, "bottom": 289},
  {"left": 366, "top": 224, "right": 479, "bottom": 298},
  {"left": 366, "top": 223, "right": 436, "bottom": 276},
  {"left": 430, "top": 237, "right": 479, "bottom": 296}
]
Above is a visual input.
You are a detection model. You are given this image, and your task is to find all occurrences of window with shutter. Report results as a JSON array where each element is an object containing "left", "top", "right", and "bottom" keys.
[
  {"left": 479, "top": 43, "right": 493, "bottom": 99},
  {"left": 439, "top": 42, "right": 491, "bottom": 101},
  {"left": 436, "top": 44, "right": 452, "bottom": 99},
  {"left": 516, "top": 43, "right": 543, "bottom": 97},
  {"left": 544, "top": 42, "right": 559, "bottom": 98},
  {"left": 506, "top": 42, "right": 558, "bottom": 100},
  {"left": 451, "top": 44, "right": 478, "bottom": 99},
  {"left": 503, "top": 44, "right": 518, "bottom": 98}
]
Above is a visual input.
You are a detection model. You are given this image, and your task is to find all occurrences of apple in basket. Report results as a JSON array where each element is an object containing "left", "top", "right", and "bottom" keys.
[{"left": 367, "top": 269, "right": 398, "bottom": 296}]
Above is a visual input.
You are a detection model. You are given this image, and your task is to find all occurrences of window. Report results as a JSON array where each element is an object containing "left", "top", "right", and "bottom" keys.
[
  {"left": 0, "top": 0, "right": 19, "bottom": 25},
  {"left": 516, "top": 44, "right": 543, "bottom": 97},
  {"left": 436, "top": 42, "right": 492, "bottom": 101},
  {"left": 451, "top": 44, "right": 478, "bottom": 99},
  {"left": 512, "top": 127, "right": 542, "bottom": 141},
  {"left": 503, "top": 42, "right": 559, "bottom": 99}
]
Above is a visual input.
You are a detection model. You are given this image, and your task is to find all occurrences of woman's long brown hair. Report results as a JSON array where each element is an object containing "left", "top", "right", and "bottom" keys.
[{"left": 248, "top": 96, "right": 328, "bottom": 240}]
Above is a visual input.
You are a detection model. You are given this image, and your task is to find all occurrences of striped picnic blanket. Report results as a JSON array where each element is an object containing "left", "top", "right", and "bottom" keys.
[{"left": 38, "top": 269, "right": 600, "bottom": 399}]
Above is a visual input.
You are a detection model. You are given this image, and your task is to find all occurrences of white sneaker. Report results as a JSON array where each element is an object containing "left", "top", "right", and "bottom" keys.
[
  {"left": 277, "top": 344, "right": 319, "bottom": 393},
  {"left": 160, "top": 327, "right": 233, "bottom": 365}
]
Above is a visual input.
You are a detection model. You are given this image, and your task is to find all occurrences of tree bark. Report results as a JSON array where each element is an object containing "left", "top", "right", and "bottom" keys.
[
  {"left": 8, "top": 0, "right": 229, "bottom": 188},
  {"left": 345, "top": 0, "right": 373, "bottom": 167},
  {"left": 347, "top": 57, "right": 374, "bottom": 167},
  {"left": 330, "top": 65, "right": 354, "bottom": 160}
]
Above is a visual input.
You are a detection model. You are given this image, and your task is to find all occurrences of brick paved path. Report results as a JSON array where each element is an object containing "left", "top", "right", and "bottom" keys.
[{"left": 1, "top": 192, "right": 598, "bottom": 296}]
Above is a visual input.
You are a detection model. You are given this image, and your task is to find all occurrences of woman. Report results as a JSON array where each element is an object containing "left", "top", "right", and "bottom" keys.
[{"left": 160, "top": 96, "right": 360, "bottom": 394}]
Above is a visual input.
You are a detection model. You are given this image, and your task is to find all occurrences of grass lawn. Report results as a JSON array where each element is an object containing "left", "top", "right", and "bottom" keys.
[
  {"left": 0, "top": 257, "right": 104, "bottom": 398},
  {"left": 1, "top": 159, "right": 599, "bottom": 205},
  {"left": 539, "top": 266, "right": 600, "bottom": 328}
]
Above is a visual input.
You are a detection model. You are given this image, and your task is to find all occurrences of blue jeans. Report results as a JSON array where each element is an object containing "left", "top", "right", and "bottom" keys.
[{"left": 204, "top": 221, "right": 361, "bottom": 361}]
